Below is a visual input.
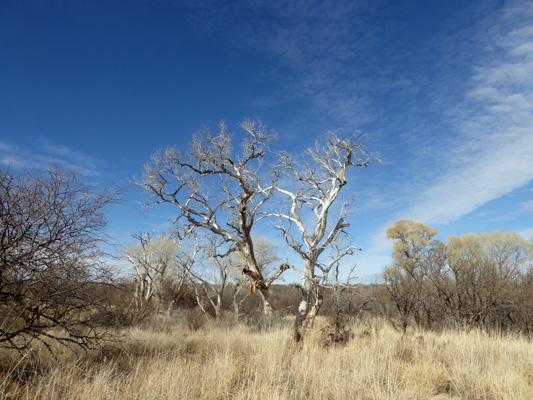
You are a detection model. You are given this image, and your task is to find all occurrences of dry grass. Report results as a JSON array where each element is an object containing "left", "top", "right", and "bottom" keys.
[{"left": 1, "top": 316, "right": 533, "bottom": 399}]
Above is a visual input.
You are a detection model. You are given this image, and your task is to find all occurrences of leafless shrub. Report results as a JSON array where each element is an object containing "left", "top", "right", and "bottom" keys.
[
  {"left": 0, "top": 164, "right": 118, "bottom": 356},
  {"left": 91, "top": 285, "right": 153, "bottom": 328}
]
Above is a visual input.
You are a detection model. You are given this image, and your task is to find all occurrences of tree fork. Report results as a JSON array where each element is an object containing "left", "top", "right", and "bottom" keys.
[{"left": 243, "top": 263, "right": 290, "bottom": 314}]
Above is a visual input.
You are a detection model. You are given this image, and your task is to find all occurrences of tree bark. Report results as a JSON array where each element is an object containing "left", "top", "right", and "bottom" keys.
[
  {"left": 258, "top": 287, "right": 273, "bottom": 314},
  {"left": 242, "top": 250, "right": 273, "bottom": 314},
  {"left": 215, "top": 295, "right": 222, "bottom": 321},
  {"left": 294, "top": 262, "right": 314, "bottom": 339}
]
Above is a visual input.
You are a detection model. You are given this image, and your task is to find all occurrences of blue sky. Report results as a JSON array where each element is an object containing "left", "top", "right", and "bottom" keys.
[{"left": 1, "top": 0, "right": 532, "bottom": 282}]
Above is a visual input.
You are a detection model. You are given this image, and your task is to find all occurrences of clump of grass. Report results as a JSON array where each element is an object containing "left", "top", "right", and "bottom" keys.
[{"left": 2, "top": 316, "right": 533, "bottom": 399}]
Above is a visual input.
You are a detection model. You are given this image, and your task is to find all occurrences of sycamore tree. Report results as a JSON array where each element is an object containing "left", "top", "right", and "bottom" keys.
[
  {"left": 122, "top": 232, "right": 178, "bottom": 313},
  {"left": 270, "top": 132, "right": 377, "bottom": 338},
  {"left": 140, "top": 121, "right": 289, "bottom": 314},
  {"left": 187, "top": 234, "right": 231, "bottom": 321}
]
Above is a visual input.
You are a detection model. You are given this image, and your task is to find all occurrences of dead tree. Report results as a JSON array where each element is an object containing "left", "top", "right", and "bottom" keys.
[
  {"left": 270, "top": 132, "right": 377, "bottom": 339},
  {"left": 140, "top": 121, "right": 288, "bottom": 314}
]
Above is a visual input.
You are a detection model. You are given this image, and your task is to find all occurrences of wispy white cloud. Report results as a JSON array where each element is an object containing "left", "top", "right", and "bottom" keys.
[
  {"left": 519, "top": 200, "right": 533, "bottom": 215},
  {"left": 187, "top": 0, "right": 387, "bottom": 133},
  {"left": 358, "top": 0, "right": 533, "bottom": 274},
  {"left": 40, "top": 144, "right": 102, "bottom": 175},
  {"left": 0, "top": 139, "right": 104, "bottom": 176},
  {"left": 407, "top": 2, "right": 533, "bottom": 224}
]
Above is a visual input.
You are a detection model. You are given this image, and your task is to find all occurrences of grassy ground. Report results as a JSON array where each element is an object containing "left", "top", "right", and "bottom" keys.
[{"left": 1, "top": 317, "right": 533, "bottom": 399}]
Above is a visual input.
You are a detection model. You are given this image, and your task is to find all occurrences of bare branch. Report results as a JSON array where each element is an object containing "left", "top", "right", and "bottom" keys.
[
  {"left": 139, "top": 121, "right": 279, "bottom": 314},
  {"left": 0, "top": 164, "right": 118, "bottom": 355},
  {"left": 270, "top": 131, "right": 379, "bottom": 336}
]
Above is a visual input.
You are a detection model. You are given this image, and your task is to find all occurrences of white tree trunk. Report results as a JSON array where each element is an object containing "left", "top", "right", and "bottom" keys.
[
  {"left": 215, "top": 295, "right": 222, "bottom": 321},
  {"left": 294, "top": 261, "right": 314, "bottom": 339}
]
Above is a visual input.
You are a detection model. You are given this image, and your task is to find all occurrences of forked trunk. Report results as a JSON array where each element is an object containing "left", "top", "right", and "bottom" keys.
[{"left": 242, "top": 250, "right": 274, "bottom": 315}]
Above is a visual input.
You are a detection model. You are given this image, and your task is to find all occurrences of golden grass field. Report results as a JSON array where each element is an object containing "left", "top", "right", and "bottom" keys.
[{"left": 1, "top": 317, "right": 533, "bottom": 400}]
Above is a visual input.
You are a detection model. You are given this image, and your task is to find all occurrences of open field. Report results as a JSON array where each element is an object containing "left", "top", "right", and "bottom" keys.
[{"left": 2, "top": 317, "right": 533, "bottom": 400}]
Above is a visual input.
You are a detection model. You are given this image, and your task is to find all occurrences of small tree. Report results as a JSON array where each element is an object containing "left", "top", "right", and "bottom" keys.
[
  {"left": 0, "top": 164, "right": 116, "bottom": 354},
  {"left": 187, "top": 234, "right": 231, "bottom": 321},
  {"left": 383, "top": 219, "right": 443, "bottom": 331}
]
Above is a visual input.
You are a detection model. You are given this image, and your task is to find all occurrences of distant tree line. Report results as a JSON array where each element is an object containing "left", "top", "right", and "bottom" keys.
[{"left": 382, "top": 220, "right": 533, "bottom": 334}]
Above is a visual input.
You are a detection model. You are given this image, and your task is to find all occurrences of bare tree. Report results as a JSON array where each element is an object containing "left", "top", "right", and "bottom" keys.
[
  {"left": 270, "top": 132, "right": 377, "bottom": 338},
  {"left": 445, "top": 231, "right": 531, "bottom": 330},
  {"left": 323, "top": 245, "right": 362, "bottom": 315},
  {"left": 187, "top": 235, "right": 230, "bottom": 321},
  {"left": 122, "top": 232, "right": 178, "bottom": 314},
  {"left": 0, "top": 164, "right": 116, "bottom": 355},
  {"left": 172, "top": 230, "right": 205, "bottom": 306},
  {"left": 140, "top": 121, "right": 288, "bottom": 314}
]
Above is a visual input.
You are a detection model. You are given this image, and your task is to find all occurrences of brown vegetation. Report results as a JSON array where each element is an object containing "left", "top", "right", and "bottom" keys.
[
  {"left": 2, "top": 315, "right": 533, "bottom": 399},
  {"left": 382, "top": 220, "right": 533, "bottom": 334},
  {"left": 0, "top": 165, "right": 117, "bottom": 354},
  {"left": 4, "top": 141, "right": 533, "bottom": 399}
]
